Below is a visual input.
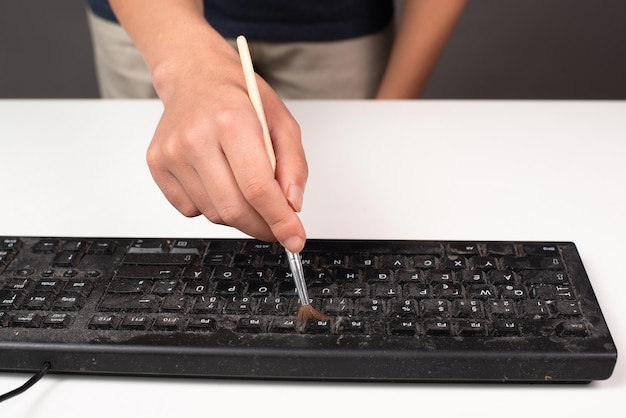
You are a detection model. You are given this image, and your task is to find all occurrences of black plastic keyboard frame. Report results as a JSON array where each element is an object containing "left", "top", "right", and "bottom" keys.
[{"left": 0, "top": 237, "right": 617, "bottom": 383}]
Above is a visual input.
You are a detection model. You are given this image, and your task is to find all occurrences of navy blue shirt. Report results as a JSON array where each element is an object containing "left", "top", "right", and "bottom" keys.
[{"left": 86, "top": 0, "right": 394, "bottom": 42}]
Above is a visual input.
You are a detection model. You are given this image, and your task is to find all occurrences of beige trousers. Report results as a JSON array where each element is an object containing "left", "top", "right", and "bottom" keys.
[{"left": 86, "top": 9, "right": 393, "bottom": 99}]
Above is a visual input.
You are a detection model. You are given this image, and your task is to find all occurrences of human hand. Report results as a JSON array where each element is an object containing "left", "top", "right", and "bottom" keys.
[{"left": 146, "top": 49, "right": 308, "bottom": 253}]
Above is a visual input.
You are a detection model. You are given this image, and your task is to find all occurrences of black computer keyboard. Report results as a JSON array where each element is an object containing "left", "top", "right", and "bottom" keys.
[{"left": 0, "top": 236, "right": 617, "bottom": 382}]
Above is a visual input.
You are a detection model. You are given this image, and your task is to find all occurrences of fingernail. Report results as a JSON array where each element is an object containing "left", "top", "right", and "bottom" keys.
[
  {"left": 286, "top": 184, "right": 304, "bottom": 212},
  {"left": 284, "top": 235, "right": 305, "bottom": 253}
]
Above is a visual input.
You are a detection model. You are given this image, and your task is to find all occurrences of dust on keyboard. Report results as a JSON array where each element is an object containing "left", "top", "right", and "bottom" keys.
[{"left": 0, "top": 237, "right": 617, "bottom": 382}]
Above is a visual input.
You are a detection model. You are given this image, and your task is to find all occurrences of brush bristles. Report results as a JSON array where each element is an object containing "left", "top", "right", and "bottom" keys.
[{"left": 296, "top": 304, "right": 330, "bottom": 322}]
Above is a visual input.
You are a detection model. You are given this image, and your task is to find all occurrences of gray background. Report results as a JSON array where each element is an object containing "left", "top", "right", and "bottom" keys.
[{"left": 1, "top": 0, "right": 625, "bottom": 99}]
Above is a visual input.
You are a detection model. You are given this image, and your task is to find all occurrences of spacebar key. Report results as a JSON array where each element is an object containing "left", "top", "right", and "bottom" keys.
[{"left": 98, "top": 294, "right": 161, "bottom": 312}]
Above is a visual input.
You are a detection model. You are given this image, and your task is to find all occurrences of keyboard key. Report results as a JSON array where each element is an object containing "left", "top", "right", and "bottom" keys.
[
  {"left": 43, "top": 313, "right": 73, "bottom": 328},
  {"left": 555, "top": 321, "right": 588, "bottom": 337},
  {"left": 128, "top": 239, "right": 169, "bottom": 253},
  {"left": 442, "top": 256, "right": 467, "bottom": 271},
  {"left": 53, "top": 294, "right": 85, "bottom": 311},
  {"left": 89, "top": 314, "right": 120, "bottom": 330},
  {"left": 492, "top": 320, "right": 522, "bottom": 336},
  {"left": 88, "top": 239, "right": 117, "bottom": 254},
  {"left": 322, "top": 298, "right": 353, "bottom": 316},
  {"left": 192, "top": 296, "right": 223, "bottom": 314},
  {"left": 162, "top": 295, "right": 191, "bottom": 312},
  {"left": 355, "top": 298, "right": 386, "bottom": 316},
  {"left": 0, "top": 250, "right": 15, "bottom": 271},
  {"left": 171, "top": 239, "right": 206, "bottom": 254},
  {"left": 202, "top": 253, "right": 232, "bottom": 266},
  {"left": 32, "top": 239, "right": 60, "bottom": 253},
  {"left": 187, "top": 316, "right": 217, "bottom": 331},
  {"left": 245, "top": 280, "right": 273, "bottom": 297},
  {"left": 269, "top": 318, "right": 297, "bottom": 334},
  {"left": 121, "top": 315, "right": 151, "bottom": 330},
  {"left": 303, "top": 319, "right": 332, "bottom": 334},
  {"left": 0, "top": 290, "right": 26, "bottom": 310},
  {"left": 364, "top": 269, "right": 392, "bottom": 283},
  {"left": 341, "top": 283, "right": 366, "bottom": 298},
  {"left": 380, "top": 255, "right": 409, "bottom": 269},
  {"left": 152, "top": 279, "right": 179, "bottom": 295},
  {"left": 487, "top": 300, "right": 517, "bottom": 319},
  {"left": 212, "top": 266, "right": 243, "bottom": 281},
  {"left": 3, "top": 278, "right": 34, "bottom": 292},
  {"left": 11, "top": 312, "right": 43, "bottom": 328},
  {"left": 224, "top": 297, "right": 253, "bottom": 314},
  {"left": 309, "top": 283, "right": 338, "bottom": 298},
  {"left": 521, "top": 300, "right": 551, "bottom": 320},
  {"left": 420, "top": 299, "right": 450, "bottom": 317},
  {"left": 456, "top": 320, "right": 488, "bottom": 336},
  {"left": 423, "top": 320, "right": 451, "bottom": 336},
  {"left": 435, "top": 283, "right": 463, "bottom": 299},
  {"left": 153, "top": 316, "right": 183, "bottom": 331},
  {"left": 370, "top": 284, "right": 401, "bottom": 298},
  {"left": 453, "top": 300, "right": 484, "bottom": 319},
  {"left": 459, "top": 269, "right": 486, "bottom": 284},
  {"left": 426, "top": 269, "right": 454, "bottom": 284},
  {"left": 554, "top": 300, "right": 582, "bottom": 317},
  {"left": 412, "top": 255, "right": 437, "bottom": 269},
  {"left": 522, "top": 244, "right": 559, "bottom": 256},
  {"left": 257, "top": 296, "right": 289, "bottom": 315},
  {"left": 0, "top": 312, "right": 8, "bottom": 327},
  {"left": 182, "top": 280, "right": 210, "bottom": 295},
  {"left": 396, "top": 269, "right": 422, "bottom": 283},
  {"left": 520, "top": 270, "right": 567, "bottom": 285},
  {"left": 485, "top": 243, "right": 515, "bottom": 255},
  {"left": 334, "top": 268, "right": 360, "bottom": 281},
  {"left": 488, "top": 269, "right": 517, "bottom": 285},
  {"left": 403, "top": 283, "right": 433, "bottom": 299},
  {"left": 52, "top": 251, "right": 84, "bottom": 267},
  {"left": 244, "top": 240, "right": 276, "bottom": 254},
  {"left": 236, "top": 317, "right": 265, "bottom": 333},
  {"left": 24, "top": 293, "right": 54, "bottom": 310},
  {"left": 497, "top": 284, "right": 527, "bottom": 300},
  {"left": 0, "top": 238, "right": 22, "bottom": 251},
  {"left": 214, "top": 281, "right": 243, "bottom": 296},
  {"left": 390, "top": 299, "right": 418, "bottom": 317},
  {"left": 338, "top": 318, "right": 366, "bottom": 335},
  {"left": 65, "top": 280, "right": 93, "bottom": 296},
  {"left": 466, "top": 284, "right": 497, "bottom": 299},
  {"left": 448, "top": 242, "right": 479, "bottom": 255},
  {"left": 469, "top": 256, "right": 497, "bottom": 270},
  {"left": 61, "top": 240, "right": 89, "bottom": 253},
  {"left": 389, "top": 319, "right": 418, "bottom": 336},
  {"left": 531, "top": 284, "right": 574, "bottom": 300},
  {"left": 503, "top": 256, "right": 562, "bottom": 270},
  {"left": 181, "top": 266, "right": 210, "bottom": 280}
]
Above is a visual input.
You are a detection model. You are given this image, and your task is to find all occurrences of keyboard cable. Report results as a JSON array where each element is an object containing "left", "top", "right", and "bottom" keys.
[{"left": 0, "top": 362, "right": 51, "bottom": 403}]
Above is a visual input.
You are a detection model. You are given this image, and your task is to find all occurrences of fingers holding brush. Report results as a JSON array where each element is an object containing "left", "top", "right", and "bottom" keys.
[{"left": 260, "top": 83, "right": 308, "bottom": 213}]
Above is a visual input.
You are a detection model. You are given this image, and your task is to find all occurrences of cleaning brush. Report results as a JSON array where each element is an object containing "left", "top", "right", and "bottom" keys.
[{"left": 236, "top": 35, "right": 328, "bottom": 323}]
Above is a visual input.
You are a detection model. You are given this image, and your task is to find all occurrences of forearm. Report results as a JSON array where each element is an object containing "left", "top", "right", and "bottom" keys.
[
  {"left": 108, "top": 0, "right": 238, "bottom": 101},
  {"left": 376, "top": 0, "right": 467, "bottom": 99}
]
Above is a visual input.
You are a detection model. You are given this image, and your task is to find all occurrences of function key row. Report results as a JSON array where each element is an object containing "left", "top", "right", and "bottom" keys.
[{"left": 82, "top": 313, "right": 588, "bottom": 338}]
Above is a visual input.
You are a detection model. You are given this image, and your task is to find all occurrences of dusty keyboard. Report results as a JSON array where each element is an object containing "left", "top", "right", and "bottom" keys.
[{"left": 0, "top": 236, "right": 617, "bottom": 382}]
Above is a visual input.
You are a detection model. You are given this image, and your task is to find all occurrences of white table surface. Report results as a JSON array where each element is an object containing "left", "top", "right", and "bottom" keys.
[{"left": 0, "top": 99, "right": 624, "bottom": 417}]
